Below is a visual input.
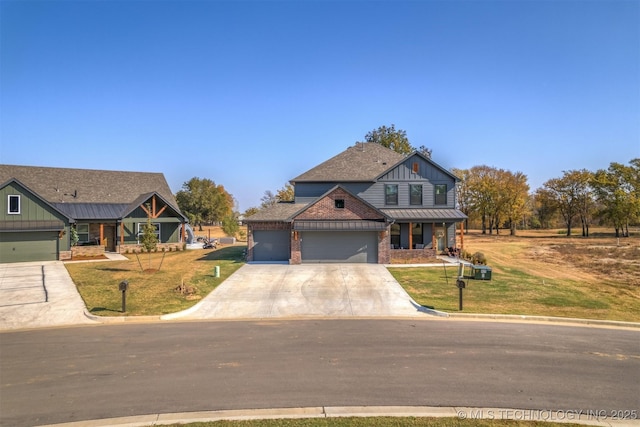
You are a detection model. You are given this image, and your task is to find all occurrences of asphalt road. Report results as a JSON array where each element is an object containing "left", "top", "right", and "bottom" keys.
[{"left": 1, "top": 319, "right": 639, "bottom": 426}]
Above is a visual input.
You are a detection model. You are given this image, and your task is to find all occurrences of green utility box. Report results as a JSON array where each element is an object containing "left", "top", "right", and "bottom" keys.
[{"left": 471, "top": 265, "right": 492, "bottom": 280}]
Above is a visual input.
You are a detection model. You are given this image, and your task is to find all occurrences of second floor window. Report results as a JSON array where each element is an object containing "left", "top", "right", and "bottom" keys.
[
  {"left": 385, "top": 184, "right": 398, "bottom": 205},
  {"left": 435, "top": 184, "right": 447, "bottom": 205},
  {"left": 410, "top": 184, "right": 422, "bottom": 205}
]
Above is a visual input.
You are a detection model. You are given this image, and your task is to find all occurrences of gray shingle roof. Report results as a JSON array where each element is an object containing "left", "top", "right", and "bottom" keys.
[
  {"left": 243, "top": 202, "right": 309, "bottom": 222},
  {"left": 0, "top": 164, "right": 180, "bottom": 209},
  {"left": 291, "top": 142, "right": 405, "bottom": 182}
]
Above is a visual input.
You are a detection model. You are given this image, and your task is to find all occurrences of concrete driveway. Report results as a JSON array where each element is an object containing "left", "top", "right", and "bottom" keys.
[
  {"left": 0, "top": 261, "right": 95, "bottom": 331},
  {"left": 166, "top": 263, "right": 435, "bottom": 320}
]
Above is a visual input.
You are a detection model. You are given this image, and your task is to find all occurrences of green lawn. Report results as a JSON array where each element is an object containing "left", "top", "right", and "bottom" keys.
[
  {"left": 66, "top": 245, "right": 246, "bottom": 316},
  {"left": 389, "top": 262, "right": 640, "bottom": 322}
]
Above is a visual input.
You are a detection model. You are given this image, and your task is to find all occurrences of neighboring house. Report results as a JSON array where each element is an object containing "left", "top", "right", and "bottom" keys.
[
  {"left": 244, "top": 142, "right": 467, "bottom": 264},
  {"left": 0, "top": 165, "right": 188, "bottom": 263}
]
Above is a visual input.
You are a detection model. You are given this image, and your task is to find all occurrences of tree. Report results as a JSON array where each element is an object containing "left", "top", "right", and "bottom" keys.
[
  {"left": 260, "top": 190, "right": 277, "bottom": 208},
  {"left": 501, "top": 170, "right": 530, "bottom": 236},
  {"left": 532, "top": 188, "right": 558, "bottom": 229},
  {"left": 543, "top": 170, "right": 593, "bottom": 236},
  {"left": 140, "top": 212, "right": 159, "bottom": 270},
  {"left": 466, "top": 165, "right": 501, "bottom": 234},
  {"left": 176, "top": 178, "right": 234, "bottom": 230},
  {"left": 244, "top": 207, "right": 260, "bottom": 218},
  {"left": 260, "top": 183, "right": 295, "bottom": 209},
  {"left": 451, "top": 168, "right": 471, "bottom": 232},
  {"left": 363, "top": 124, "right": 414, "bottom": 154},
  {"left": 591, "top": 159, "right": 640, "bottom": 237},
  {"left": 222, "top": 213, "right": 240, "bottom": 237},
  {"left": 276, "top": 183, "right": 294, "bottom": 202}
]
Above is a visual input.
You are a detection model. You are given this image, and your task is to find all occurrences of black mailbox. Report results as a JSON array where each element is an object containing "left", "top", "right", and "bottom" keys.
[{"left": 119, "top": 280, "right": 129, "bottom": 292}]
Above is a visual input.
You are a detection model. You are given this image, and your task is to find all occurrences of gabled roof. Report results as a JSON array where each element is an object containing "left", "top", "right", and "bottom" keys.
[
  {"left": 0, "top": 165, "right": 182, "bottom": 218},
  {"left": 291, "top": 142, "right": 460, "bottom": 183},
  {"left": 291, "top": 142, "right": 405, "bottom": 182},
  {"left": 120, "top": 192, "right": 188, "bottom": 221},
  {"left": 0, "top": 164, "right": 179, "bottom": 206},
  {"left": 292, "top": 184, "right": 392, "bottom": 222},
  {"left": 376, "top": 151, "right": 462, "bottom": 182},
  {"left": 244, "top": 185, "right": 392, "bottom": 224},
  {"left": 0, "top": 178, "right": 74, "bottom": 222}
]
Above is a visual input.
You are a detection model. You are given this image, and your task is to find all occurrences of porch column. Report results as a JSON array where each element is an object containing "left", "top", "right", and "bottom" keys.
[
  {"left": 460, "top": 221, "right": 464, "bottom": 250},
  {"left": 408, "top": 222, "right": 413, "bottom": 250},
  {"left": 100, "top": 224, "right": 104, "bottom": 247},
  {"left": 432, "top": 222, "right": 437, "bottom": 250},
  {"left": 120, "top": 222, "right": 125, "bottom": 246}
]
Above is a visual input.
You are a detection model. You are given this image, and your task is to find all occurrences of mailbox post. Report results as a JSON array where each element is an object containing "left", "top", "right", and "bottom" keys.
[
  {"left": 119, "top": 280, "right": 129, "bottom": 313},
  {"left": 456, "top": 279, "right": 465, "bottom": 311}
]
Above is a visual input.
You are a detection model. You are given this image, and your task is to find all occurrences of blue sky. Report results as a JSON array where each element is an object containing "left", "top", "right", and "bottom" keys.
[{"left": 1, "top": 0, "right": 638, "bottom": 212}]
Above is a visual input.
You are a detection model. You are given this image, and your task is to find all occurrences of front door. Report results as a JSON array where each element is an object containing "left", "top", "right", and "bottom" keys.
[{"left": 103, "top": 225, "right": 116, "bottom": 252}]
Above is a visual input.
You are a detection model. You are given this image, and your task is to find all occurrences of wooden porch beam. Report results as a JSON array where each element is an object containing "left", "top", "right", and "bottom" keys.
[
  {"left": 154, "top": 205, "right": 167, "bottom": 218},
  {"left": 140, "top": 203, "right": 152, "bottom": 217}
]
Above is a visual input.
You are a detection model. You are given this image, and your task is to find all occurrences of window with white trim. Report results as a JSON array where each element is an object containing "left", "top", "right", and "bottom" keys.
[
  {"left": 8, "top": 195, "right": 20, "bottom": 214},
  {"left": 76, "top": 223, "right": 90, "bottom": 243},
  {"left": 138, "top": 222, "right": 161, "bottom": 242}
]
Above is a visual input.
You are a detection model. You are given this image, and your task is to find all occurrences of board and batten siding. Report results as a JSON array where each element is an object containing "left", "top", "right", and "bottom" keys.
[{"left": 1, "top": 182, "right": 68, "bottom": 224}]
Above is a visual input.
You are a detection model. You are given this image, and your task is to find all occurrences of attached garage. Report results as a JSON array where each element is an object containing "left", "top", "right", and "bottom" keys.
[
  {"left": 301, "top": 231, "right": 378, "bottom": 263},
  {"left": 252, "top": 230, "right": 290, "bottom": 262},
  {"left": 0, "top": 231, "right": 59, "bottom": 263}
]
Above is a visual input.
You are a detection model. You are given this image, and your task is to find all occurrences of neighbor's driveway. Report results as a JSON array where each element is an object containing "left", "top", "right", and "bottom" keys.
[
  {"left": 167, "top": 263, "right": 432, "bottom": 320},
  {"left": 0, "top": 262, "right": 95, "bottom": 331}
]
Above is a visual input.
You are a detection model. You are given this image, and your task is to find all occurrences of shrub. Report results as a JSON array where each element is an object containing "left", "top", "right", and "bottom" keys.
[{"left": 472, "top": 251, "right": 487, "bottom": 265}]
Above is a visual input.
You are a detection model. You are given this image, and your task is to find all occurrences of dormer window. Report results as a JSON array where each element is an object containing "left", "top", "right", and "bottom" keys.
[
  {"left": 7, "top": 195, "right": 20, "bottom": 214},
  {"left": 335, "top": 199, "right": 345, "bottom": 209}
]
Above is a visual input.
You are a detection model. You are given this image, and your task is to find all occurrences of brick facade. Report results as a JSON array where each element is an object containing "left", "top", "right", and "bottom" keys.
[
  {"left": 295, "top": 188, "right": 383, "bottom": 221},
  {"left": 389, "top": 247, "right": 438, "bottom": 264}
]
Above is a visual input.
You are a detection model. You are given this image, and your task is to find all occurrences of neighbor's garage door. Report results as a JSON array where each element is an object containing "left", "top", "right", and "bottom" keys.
[
  {"left": 0, "top": 232, "right": 59, "bottom": 263},
  {"left": 252, "top": 230, "right": 290, "bottom": 262},
  {"left": 301, "top": 231, "right": 378, "bottom": 263}
]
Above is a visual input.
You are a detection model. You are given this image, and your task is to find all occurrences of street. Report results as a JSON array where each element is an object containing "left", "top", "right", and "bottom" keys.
[{"left": 1, "top": 319, "right": 639, "bottom": 426}]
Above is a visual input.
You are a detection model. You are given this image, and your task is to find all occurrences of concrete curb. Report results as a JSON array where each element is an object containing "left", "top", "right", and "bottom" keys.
[
  {"left": 82, "top": 308, "right": 640, "bottom": 330},
  {"left": 83, "top": 309, "right": 161, "bottom": 324},
  {"left": 446, "top": 312, "right": 640, "bottom": 329},
  {"left": 35, "top": 406, "right": 640, "bottom": 427}
]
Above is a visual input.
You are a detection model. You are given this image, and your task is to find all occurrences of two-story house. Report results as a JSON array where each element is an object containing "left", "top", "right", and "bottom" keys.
[{"left": 244, "top": 142, "right": 467, "bottom": 264}]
